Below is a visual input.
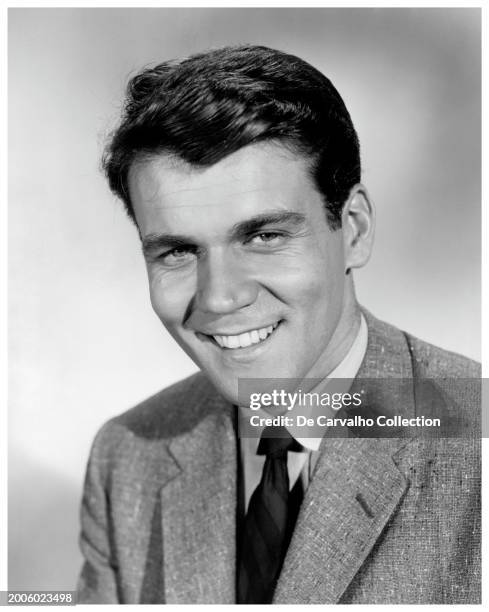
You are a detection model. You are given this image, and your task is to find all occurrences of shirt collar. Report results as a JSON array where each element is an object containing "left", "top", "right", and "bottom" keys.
[
  {"left": 293, "top": 313, "right": 368, "bottom": 450},
  {"left": 239, "top": 314, "right": 369, "bottom": 453},
  {"left": 325, "top": 313, "right": 368, "bottom": 381}
]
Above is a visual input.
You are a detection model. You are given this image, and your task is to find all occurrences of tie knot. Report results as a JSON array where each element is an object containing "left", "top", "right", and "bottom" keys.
[{"left": 257, "top": 426, "right": 303, "bottom": 457}]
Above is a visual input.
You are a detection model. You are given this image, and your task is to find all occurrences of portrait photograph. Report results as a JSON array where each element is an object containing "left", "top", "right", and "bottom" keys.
[{"left": 7, "top": 5, "right": 482, "bottom": 606}]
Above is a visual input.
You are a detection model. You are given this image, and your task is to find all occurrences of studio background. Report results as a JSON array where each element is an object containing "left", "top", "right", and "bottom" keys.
[{"left": 8, "top": 8, "right": 480, "bottom": 590}]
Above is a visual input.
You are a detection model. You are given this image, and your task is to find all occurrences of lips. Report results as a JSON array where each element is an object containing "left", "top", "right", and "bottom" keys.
[{"left": 210, "top": 322, "right": 280, "bottom": 349}]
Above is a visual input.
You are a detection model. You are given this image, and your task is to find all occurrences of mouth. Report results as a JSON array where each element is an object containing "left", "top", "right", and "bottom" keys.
[{"left": 203, "top": 321, "right": 282, "bottom": 350}]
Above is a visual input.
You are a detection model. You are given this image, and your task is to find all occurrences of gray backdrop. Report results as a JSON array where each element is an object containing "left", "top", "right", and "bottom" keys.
[{"left": 9, "top": 7, "right": 480, "bottom": 589}]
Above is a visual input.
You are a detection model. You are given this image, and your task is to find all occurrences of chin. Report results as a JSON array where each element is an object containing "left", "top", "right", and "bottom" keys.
[{"left": 204, "top": 365, "right": 308, "bottom": 409}]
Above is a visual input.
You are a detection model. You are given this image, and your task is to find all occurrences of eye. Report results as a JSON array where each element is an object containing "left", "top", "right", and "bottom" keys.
[
  {"left": 247, "top": 231, "right": 286, "bottom": 247},
  {"left": 159, "top": 246, "right": 197, "bottom": 267}
]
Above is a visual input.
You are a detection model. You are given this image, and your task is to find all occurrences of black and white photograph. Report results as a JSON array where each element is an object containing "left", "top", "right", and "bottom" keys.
[{"left": 7, "top": 6, "right": 482, "bottom": 606}]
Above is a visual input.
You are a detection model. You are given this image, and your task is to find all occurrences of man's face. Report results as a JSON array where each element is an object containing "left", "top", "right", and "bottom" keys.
[{"left": 129, "top": 142, "right": 355, "bottom": 403}]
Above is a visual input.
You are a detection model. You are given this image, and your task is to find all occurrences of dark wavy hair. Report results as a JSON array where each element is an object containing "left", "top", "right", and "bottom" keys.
[{"left": 103, "top": 44, "right": 361, "bottom": 230}]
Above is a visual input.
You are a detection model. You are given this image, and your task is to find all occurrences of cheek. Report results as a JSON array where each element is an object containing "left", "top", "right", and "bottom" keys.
[
  {"left": 148, "top": 270, "right": 194, "bottom": 325},
  {"left": 275, "top": 247, "right": 344, "bottom": 311},
  {"left": 277, "top": 251, "right": 346, "bottom": 342}
]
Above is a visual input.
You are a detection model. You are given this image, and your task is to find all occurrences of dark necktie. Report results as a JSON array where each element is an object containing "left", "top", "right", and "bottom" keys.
[{"left": 237, "top": 426, "right": 304, "bottom": 604}]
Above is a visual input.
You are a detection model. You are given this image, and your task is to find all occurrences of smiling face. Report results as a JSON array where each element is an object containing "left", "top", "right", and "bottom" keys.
[{"left": 128, "top": 142, "right": 366, "bottom": 404}]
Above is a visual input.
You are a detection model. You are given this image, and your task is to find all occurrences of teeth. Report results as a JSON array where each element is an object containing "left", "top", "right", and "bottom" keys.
[
  {"left": 228, "top": 335, "right": 240, "bottom": 349},
  {"left": 250, "top": 330, "right": 259, "bottom": 344},
  {"left": 238, "top": 332, "right": 253, "bottom": 348},
  {"left": 213, "top": 322, "right": 279, "bottom": 349}
]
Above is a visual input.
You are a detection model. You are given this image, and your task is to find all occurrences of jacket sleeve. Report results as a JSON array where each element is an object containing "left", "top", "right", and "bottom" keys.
[{"left": 77, "top": 423, "right": 119, "bottom": 604}]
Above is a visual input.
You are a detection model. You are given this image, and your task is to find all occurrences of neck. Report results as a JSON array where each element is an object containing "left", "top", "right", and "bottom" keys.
[{"left": 309, "top": 275, "right": 362, "bottom": 378}]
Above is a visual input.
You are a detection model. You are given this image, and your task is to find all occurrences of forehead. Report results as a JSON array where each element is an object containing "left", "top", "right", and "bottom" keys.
[{"left": 128, "top": 142, "right": 321, "bottom": 234}]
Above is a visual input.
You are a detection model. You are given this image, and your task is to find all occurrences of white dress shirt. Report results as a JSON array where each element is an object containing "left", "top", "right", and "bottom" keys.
[{"left": 239, "top": 314, "right": 368, "bottom": 512}]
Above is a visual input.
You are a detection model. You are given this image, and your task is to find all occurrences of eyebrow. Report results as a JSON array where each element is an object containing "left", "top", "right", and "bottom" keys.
[
  {"left": 141, "top": 211, "right": 307, "bottom": 257},
  {"left": 231, "top": 211, "right": 306, "bottom": 238},
  {"left": 142, "top": 234, "right": 193, "bottom": 257}
]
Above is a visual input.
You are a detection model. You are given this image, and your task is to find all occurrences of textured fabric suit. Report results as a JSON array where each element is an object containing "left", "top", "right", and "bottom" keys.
[{"left": 77, "top": 310, "right": 481, "bottom": 604}]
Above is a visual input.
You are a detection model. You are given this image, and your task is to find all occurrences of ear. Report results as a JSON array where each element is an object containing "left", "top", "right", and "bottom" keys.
[{"left": 342, "top": 184, "right": 375, "bottom": 273}]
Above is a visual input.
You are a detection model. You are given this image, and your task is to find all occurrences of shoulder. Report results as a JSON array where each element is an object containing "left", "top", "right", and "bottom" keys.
[
  {"left": 360, "top": 308, "right": 480, "bottom": 430},
  {"left": 88, "top": 371, "right": 222, "bottom": 463},
  {"left": 403, "top": 334, "right": 480, "bottom": 432},
  {"left": 403, "top": 332, "right": 480, "bottom": 378},
  {"left": 361, "top": 306, "right": 480, "bottom": 378},
  {"left": 111, "top": 370, "right": 221, "bottom": 437}
]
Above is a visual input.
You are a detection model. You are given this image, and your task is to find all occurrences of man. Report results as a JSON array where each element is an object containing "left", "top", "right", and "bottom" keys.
[{"left": 77, "top": 45, "right": 480, "bottom": 604}]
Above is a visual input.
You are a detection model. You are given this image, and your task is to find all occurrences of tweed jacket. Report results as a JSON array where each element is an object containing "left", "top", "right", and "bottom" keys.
[{"left": 77, "top": 310, "right": 481, "bottom": 604}]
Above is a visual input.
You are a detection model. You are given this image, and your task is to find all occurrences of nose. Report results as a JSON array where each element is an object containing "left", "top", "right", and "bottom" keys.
[{"left": 195, "top": 249, "right": 258, "bottom": 314}]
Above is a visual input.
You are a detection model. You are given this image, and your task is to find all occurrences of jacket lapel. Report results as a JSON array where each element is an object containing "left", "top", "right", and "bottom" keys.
[
  {"left": 159, "top": 392, "right": 237, "bottom": 604},
  {"left": 273, "top": 437, "right": 410, "bottom": 603},
  {"left": 274, "top": 308, "right": 416, "bottom": 603}
]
